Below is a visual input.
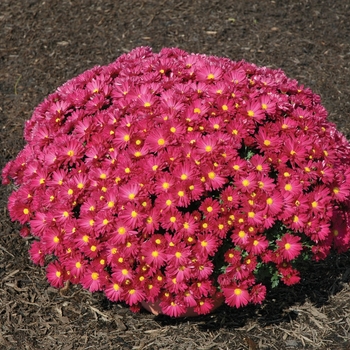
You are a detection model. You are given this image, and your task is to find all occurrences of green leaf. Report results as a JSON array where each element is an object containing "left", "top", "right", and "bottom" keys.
[{"left": 271, "top": 271, "right": 280, "bottom": 288}]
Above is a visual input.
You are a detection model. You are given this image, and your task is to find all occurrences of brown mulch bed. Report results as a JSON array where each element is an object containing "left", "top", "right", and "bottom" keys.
[{"left": 1, "top": 0, "right": 350, "bottom": 349}]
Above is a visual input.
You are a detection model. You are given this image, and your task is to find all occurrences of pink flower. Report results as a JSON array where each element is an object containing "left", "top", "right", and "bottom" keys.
[
  {"left": 105, "top": 280, "right": 124, "bottom": 302},
  {"left": 236, "top": 173, "right": 258, "bottom": 193},
  {"left": 260, "top": 95, "right": 276, "bottom": 115},
  {"left": 196, "top": 64, "right": 223, "bottom": 82},
  {"left": 202, "top": 165, "right": 227, "bottom": 190},
  {"left": 195, "top": 234, "right": 219, "bottom": 257},
  {"left": 244, "top": 100, "right": 266, "bottom": 123},
  {"left": 145, "top": 128, "right": 169, "bottom": 152},
  {"left": 246, "top": 235, "right": 269, "bottom": 255},
  {"left": 8, "top": 192, "right": 32, "bottom": 224},
  {"left": 41, "top": 228, "right": 63, "bottom": 254},
  {"left": 57, "top": 137, "right": 85, "bottom": 166},
  {"left": 81, "top": 266, "right": 108, "bottom": 292},
  {"left": 46, "top": 261, "right": 65, "bottom": 288},
  {"left": 160, "top": 298, "right": 187, "bottom": 318},
  {"left": 276, "top": 233, "right": 303, "bottom": 261},
  {"left": 142, "top": 242, "right": 167, "bottom": 269},
  {"left": 190, "top": 279, "right": 214, "bottom": 298},
  {"left": 199, "top": 198, "right": 221, "bottom": 218},
  {"left": 279, "top": 266, "right": 301, "bottom": 286},
  {"left": 182, "top": 290, "right": 197, "bottom": 308},
  {"left": 196, "top": 135, "right": 218, "bottom": 155},
  {"left": 4, "top": 46, "right": 350, "bottom": 317},
  {"left": 220, "top": 186, "right": 240, "bottom": 209},
  {"left": 250, "top": 284, "right": 267, "bottom": 304},
  {"left": 122, "top": 283, "right": 146, "bottom": 306},
  {"left": 223, "top": 284, "right": 250, "bottom": 308},
  {"left": 29, "top": 241, "right": 46, "bottom": 266},
  {"left": 193, "top": 297, "right": 214, "bottom": 315},
  {"left": 62, "top": 254, "right": 86, "bottom": 280}
]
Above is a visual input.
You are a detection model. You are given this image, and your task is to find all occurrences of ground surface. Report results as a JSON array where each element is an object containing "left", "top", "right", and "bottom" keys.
[{"left": 1, "top": 0, "right": 350, "bottom": 349}]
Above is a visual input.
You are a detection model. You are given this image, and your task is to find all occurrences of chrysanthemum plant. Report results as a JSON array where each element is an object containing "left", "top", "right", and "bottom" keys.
[{"left": 3, "top": 47, "right": 350, "bottom": 317}]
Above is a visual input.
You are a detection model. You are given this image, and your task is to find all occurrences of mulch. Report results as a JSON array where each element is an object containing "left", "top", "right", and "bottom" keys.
[{"left": 1, "top": 0, "right": 350, "bottom": 349}]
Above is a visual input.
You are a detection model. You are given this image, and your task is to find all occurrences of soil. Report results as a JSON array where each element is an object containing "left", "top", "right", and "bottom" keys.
[{"left": 1, "top": 0, "right": 350, "bottom": 349}]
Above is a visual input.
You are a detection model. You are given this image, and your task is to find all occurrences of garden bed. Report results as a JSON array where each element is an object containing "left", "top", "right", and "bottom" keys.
[{"left": 1, "top": 1, "right": 350, "bottom": 349}]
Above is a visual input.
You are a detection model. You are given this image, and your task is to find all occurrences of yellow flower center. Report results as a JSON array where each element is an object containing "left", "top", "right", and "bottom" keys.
[
  {"left": 238, "top": 230, "right": 246, "bottom": 238},
  {"left": 118, "top": 227, "right": 126, "bottom": 235},
  {"left": 284, "top": 184, "right": 292, "bottom": 191},
  {"left": 234, "top": 288, "right": 242, "bottom": 295},
  {"left": 242, "top": 179, "right": 250, "bottom": 187},
  {"left": 208, "top": 171, "right": 215, "bottom": 179},
  {"left": 91, "top": 272, "right": 99, "bottom": 280}
]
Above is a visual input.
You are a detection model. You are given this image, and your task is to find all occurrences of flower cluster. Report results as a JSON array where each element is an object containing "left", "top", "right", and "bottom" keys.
[{"left": 3, "top": 47, "right": 350, "bottom": 317}]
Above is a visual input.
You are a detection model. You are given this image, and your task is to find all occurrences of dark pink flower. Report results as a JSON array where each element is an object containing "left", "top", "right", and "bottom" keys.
[
  {"left": 244, "top": 100, "right": 266, "bottom": 122},
  {"left": 160, "top": 297, "right": 187, "bottom": 317},
  {"left": 46, "top": 261, "right": 65, "bottom": 288},
  {"left": 276, "top": 233, "right": 303, "bottom": 261},
  {"left": 80, "top": 267, "right": 108, "bottom": 292},
  {"left": 223, "top": 284, "right": 250, "bottom": 308},
  {"left": 29, "top": 241, "right": 46, "bottom": 266},
  {"left": 4, "top": 46, "right": 350, "bottom": 317},
  {"left": 199, "top": 198, "right": 221, "bottom": 218},
  {"left": 62, "top": 254, "right": 86, "bottom": 280},
  {"left": 142, "top": 242, "right": 167, "bottom": 269},
  {"left": 193, "top": 297, "right": 214, "bottom": 315},
  {"left": 105, "top": 279, "right": 124, "bottom": 302},
  {"left": 122, "top": 283, "right": 146, "bottom": 306},
  {"left": 250, "top": 284, "right": 267, "bottom": 304}
]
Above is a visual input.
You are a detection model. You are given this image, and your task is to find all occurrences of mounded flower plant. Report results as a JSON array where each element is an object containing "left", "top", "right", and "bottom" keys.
[{"left": 3, "top": 47, "right": 350, "bottom": 317}]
